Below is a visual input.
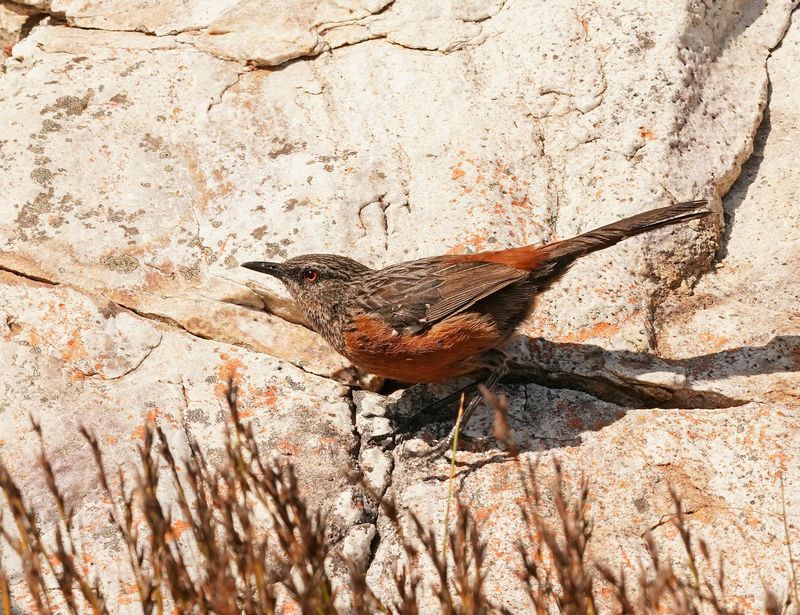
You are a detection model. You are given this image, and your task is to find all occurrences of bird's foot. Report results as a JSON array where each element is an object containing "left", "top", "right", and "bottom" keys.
[
  {"left": 367, "top": 381, "right": 479, "bottom": 448},
  {"left": 402, "top": 355, "right": 507, "bottom": 462},
  {"left": 401, "top": 430, "right": 457, "bottom": 461},
  {"left": 367, "top": 428, "right": 409, "bottom": 449}
]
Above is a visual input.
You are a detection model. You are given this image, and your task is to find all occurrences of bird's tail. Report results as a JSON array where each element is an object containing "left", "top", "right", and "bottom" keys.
[
  {"left": 469, "top": 200, "right": 711, "bottom": 278},
  {"left": 537, "top": 199, "right": 711, "bottom": 264}
]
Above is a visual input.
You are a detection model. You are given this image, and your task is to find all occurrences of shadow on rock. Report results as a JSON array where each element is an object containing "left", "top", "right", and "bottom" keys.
[{"left": 374, "top": 334, "right": 800, "bottom": 456}]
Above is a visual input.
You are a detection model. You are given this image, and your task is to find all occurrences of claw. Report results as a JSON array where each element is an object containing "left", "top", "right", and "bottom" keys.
[
  {"left": 403, "top": 359, "right": 507, "bottom": 462},
  {"left": 367, "top": 428, "right": 411, "bottom": 449},
  {"left": 367, "top": 431, "right": 394, "bottom": 447},
  {"left": 402, "top": 433, "right": 454, "bottom": 460}
]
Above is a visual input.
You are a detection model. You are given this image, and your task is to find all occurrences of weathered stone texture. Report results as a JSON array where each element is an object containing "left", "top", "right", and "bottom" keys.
[{"left": 0, "top": 0, "right": 798, "bottom": 611}]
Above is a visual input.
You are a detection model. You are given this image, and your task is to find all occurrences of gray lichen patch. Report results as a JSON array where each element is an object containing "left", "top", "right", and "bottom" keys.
[
  {"left": 48, "top": 215, "right": 65, "bottom": 228},
  {"left": 120, "top": 224, "right": 140, "bottom": 237},
  {"left": 41, "top": 92, "right": 94, "bottom": 117},
  {"left": 59, "top": 193, "right": 82, "bottom": 213},
  {"left": 108, "top": 93, "right": 130, "bottom": 106},
  {"left": 106, "top": 208, "right": 127, "bottom": 223},
  {"left": 30, "top": 166, "right": 53, "bottom": 186},
  {"left": 16, "top": 189, "right": 55, "bottom": 229},
  {"left": 40, "top": 119, "right": 62, "bottom": 133},
  {"left": 186, "top": 406, "right": 210, "bottom": 426},
  {"left": 180, "top": 265, "right": 200, "bottom": 281},
  {"left": 119, "top": 60, "right": 145, "bottom": 77},
  {"left": 262, "top": 242, "right": 288, "bottom": 259},
  {"left": 139, "top": 133, "right": 170, "bottom": 155},
  {"left": 101, "top": 254, "right": 140, "bottom": 274}
]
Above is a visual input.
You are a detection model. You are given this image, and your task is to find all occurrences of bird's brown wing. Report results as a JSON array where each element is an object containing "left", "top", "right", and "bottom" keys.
[{"left": 357, "top": 257, "right": 527, "bottom": 334}]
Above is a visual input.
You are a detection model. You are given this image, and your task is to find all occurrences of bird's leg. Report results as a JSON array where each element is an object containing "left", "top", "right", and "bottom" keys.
[
  {"left": 403, "top": 350, "right": 508, "bottom": 460},
  {"left": 368, "top": 381, "right": 479, "bottom": 446}
]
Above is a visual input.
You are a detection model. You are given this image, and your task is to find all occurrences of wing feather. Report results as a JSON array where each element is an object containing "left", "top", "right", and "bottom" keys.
[
  {"left": 358, "top": 258, "right": 527, "bottom": 333},
  {"left": 424, "top": 262, "right": 526, "bottom": 322}
]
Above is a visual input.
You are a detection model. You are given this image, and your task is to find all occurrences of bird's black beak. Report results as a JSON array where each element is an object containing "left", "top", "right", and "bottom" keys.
[{"left": 241, "top": 261, "right": 284, "bottom": 279}]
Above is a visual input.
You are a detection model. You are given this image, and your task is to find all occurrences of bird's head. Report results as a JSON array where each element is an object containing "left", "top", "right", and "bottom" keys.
[{"left": 242, "top": 254, "right": 371, "bottom": 341}]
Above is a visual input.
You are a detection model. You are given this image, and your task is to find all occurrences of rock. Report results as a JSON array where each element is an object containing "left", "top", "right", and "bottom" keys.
[
  {"left": 0, "top": 272, "right": 356, "bottom": 612},
  {"left": 0, "top": 0, "right": 798, "bottom": 611},
  {"left": 0, "top": 5, "right": 32, "bottom": 62}
]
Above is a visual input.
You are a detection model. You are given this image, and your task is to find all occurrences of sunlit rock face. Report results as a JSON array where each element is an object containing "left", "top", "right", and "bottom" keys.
[{"left": 0, "top": 0, "right": 798, "bottom": 611}]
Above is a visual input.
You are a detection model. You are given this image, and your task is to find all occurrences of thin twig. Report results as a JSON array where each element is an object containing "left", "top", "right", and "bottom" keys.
[{"left": 442, "top": 393, "right": 466, "bottom": 563}]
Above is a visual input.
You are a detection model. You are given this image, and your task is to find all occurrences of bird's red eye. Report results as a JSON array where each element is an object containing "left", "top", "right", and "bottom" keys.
[{"left": 303, "top": 269, "right": 319, "bottom": 282}]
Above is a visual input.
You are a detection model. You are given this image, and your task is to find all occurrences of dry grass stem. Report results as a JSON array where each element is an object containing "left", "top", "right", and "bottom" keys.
[{"left": 0, "top": 380, "right": 794, "bottom": 614}]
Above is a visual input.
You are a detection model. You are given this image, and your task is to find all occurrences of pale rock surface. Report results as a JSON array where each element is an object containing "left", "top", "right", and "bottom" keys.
[
  {"left": 0, "top": 6, "right": 30, "bottom": 55},
  {"left": 0, "top": 0, "right": 798, "bottom": 612},
  {"left": 0, "top": 272, "right": 358, "bottom": 611}
]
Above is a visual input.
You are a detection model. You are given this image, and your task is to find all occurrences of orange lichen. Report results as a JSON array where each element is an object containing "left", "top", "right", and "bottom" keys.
[
  {"left": 698, "top": 332, "right": 729, "bottom": 350},
  {"left": 215, "top": 354, "right": 245, "bottom": 399},
  {"left": 768, "top": 450, "right": 788, "bottom": 478},
  {"left": 167, "top": 518, "right": 191, "bottom": 540},
  {"left": 447, "top": 232, "right": 492, "bottom": 255},
  {"left": 131, "top": 407, "right": 164, "bottom": 440},
  {"left": 118, "top": 581, "right": 140, "bottom": 605},
  {"left": 277, "top": 440, "right": 301, "bottom": 456},
  {"left": 557, "top": 321, "right": 621, "bottom": 343},
  {"left": 577, "top": 14, "right": 589, "bottom": 37},
  {"left": 261, "top": 385, "right": 277, "bottom": 406},
  {"left": 245, "top": 384, "right": 277, "bottom": 409},
  {"left": 63, "top": 330, "right": 88, "bottom": 363}
]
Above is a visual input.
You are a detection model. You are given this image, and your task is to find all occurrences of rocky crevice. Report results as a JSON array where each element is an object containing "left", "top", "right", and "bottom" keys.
[
  {"left": 2, "top": 31, "right": 786, "bottom": 408},
  {"left": 0, "top": 255, "right": 757, "bottom": 413},
  {"left": 3, "top": 0, "right": 512, "bottom": 71},
  {"left": 206, "top": 67, "right": 247, "bottom": 113},
  {"left": 103, "top": 330, "right": 163, "bottom": 380},
  {"left": 713, "top": 6, "right": 796, "bottom": 264},
  {"left": 347, "top": 388, "right": 397, "bottom": 584},
  {"left": 506, "top": 361, "right": 748, "bottom": 410},
  {"left": 0, "top": 263, "right": 59, "bottom": 286}
]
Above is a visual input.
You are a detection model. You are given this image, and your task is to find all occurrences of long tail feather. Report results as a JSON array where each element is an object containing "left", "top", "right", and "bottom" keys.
[
  {"left": 462, "top": 200, "right": 711, "bottom": 280},
  {"left": 539, "top": 199, "right": 711, "bottom": 264}
]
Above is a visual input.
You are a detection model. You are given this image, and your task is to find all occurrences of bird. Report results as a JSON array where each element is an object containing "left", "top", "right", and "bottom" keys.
[{"left": 243, "top": 199, "right": 711, "bottom": 458}]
